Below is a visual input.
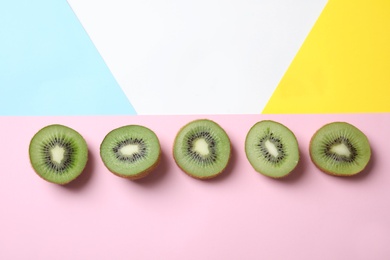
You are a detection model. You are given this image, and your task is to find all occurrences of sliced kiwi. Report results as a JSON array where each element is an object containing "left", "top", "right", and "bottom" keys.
[
  {"left": 173, "top": 119, "right": 231, "bottom": 179},
  {"left": 29, "top": 124, "right": 88, "bottom": 185},
  {"left": 100, "top": 125, "right": 161, "bottom": 180},
  {"left": 245, "top": 120, "right": 299, "bottom": 178},
  {"left": 309, "top": 122, "right": 371, "bottom": 176}
]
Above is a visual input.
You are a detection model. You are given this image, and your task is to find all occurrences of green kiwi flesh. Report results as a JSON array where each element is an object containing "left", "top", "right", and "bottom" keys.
[
  {"left": 173, "top": 119, "right": 231, "bottom": 179},
  {"left": 309, "top": 122, "right": 371, "bottom": 176},
  {"left": 29, "top": 124, "right": 88, "bottom": 185},
  {"left": 100, "top": 125, "right": 161, "bottom": 179},
  {"left": 245, "top": 120, "right": 299, "bottom": 178}
]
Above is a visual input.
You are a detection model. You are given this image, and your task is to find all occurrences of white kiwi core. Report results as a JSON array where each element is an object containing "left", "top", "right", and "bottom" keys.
[
  {"left": 51, "top": 145, "right": 65, "bottom": 164},
  {"left": 193, "top": 138, "right": 210, "bottom": 156},
  {"left": 120, "top": 144, "right": 139, "bottom": 156},
  {"left": 265, "top": 140, "right": 279, "bottom": 157},
  {"left": 330, "top": 143, "right": 351, "bottom": 157}
]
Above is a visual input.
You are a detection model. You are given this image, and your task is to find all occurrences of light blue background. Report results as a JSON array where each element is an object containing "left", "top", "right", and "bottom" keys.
[{"left": 0, "top": 0, "right": 136, "bottom": 115}]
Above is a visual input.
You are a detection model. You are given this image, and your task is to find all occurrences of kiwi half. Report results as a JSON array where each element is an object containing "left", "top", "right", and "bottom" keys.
[
  {"left": 173, "top": 119, "right": 231, "bottom": 179},
  {"left": 29, "top": 124, "right": 88, "bottom": 185},
  {"left": 309, "top": 122, "right": 371, "bottom": 176},
  {"left": 245, "top": 120, "right": 299, "bottom": 178},
  {"left": 100, "top": 125, "right": 161, "bottom": 180}
]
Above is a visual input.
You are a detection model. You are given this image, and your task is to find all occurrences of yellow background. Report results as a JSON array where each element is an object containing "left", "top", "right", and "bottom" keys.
[{"left": 264, "top": 0, "right": 390, "bottom": 113}]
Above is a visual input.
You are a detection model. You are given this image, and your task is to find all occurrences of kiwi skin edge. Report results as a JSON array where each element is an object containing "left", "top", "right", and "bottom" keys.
[
  {"left": 309, "top": 141, "right": 369, "bottom": 177},
  {"left": 29, "top": 157, "right": 89, "bottom": 185},
  {"left": 244, "top": 148, "right": 299, "bottom": 179},
  {"left": 172, "top": 144, "right": 232, "bottom": 180},
  {"left": 309, "top": 143, "right": 370, "bottom": 177},
  {"left": 245, "top": 120, "right": 300, "bottom": 179},
  {"left": 264, "top": 141, "right": 299, "bottom": 179},
  {"left": 100, "top": 125, "right": 162, "bottom": 180},
  {"left": 103, "top": 148, "right": 162, "bottom": 181},
  {"left": 172, "top": 119, "right": 232, "bottom": 180},
  {"left": 29, "top": 124, "right": 89, "bottom": 185},
  {"left": 31, "top": 162, "right": 89, "bottom": 185},
  {"left": 309, "top": 122, "right": 371, "bottom": 177}
]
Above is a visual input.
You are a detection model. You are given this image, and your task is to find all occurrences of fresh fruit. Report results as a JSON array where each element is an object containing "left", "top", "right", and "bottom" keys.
[
  {"left": 245, "top": 120, "right": 299, "bottom": 178},
  {"left": 100, "top": 125, "right": 161, "bottom": 180},
  {"left": 29, "top": 124, "right": 88, "bottom": 185},
  {"left": 173, "top": 119, "right": 231, "bottom": 179},
  {"left": 309, "top": 122, "right": 371, "bottom": 176}
]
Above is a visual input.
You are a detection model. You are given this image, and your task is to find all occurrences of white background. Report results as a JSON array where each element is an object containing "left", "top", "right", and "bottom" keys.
[{"left": 68, "top": 0, "right": 327, "bottom": 114}]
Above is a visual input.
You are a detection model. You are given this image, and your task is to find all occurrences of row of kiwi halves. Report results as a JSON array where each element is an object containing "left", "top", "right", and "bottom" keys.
[{"left": 28, "top": 119, "right": 371, "bottom": 185}]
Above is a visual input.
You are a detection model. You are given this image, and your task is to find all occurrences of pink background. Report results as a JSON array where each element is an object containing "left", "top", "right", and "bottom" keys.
[{"left": 1, "top": 114, "right": 389, "bottom": 259}]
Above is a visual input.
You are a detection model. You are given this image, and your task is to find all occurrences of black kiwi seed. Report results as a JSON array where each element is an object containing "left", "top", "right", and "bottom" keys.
[
  {"left": 113, "top": 138, "right": 148, "bottom": 163},
  {"left": 100, "top": 125, "right": 161, "bottom": 180},
  {"left": 173, "top": 119, "right": 231, "bottom": 179},
  {"left": 310, "top": 122, "right": 371, "bottom": 176},
  {"left": 245, "top": 120, "right": 300, "bottom": 178},
  {"left": 29, "top": 124, "right": 88, "bottom": 185}
]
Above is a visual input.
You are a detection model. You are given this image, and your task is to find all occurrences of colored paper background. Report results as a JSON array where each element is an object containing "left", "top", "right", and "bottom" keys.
[
  {"left": 0, "top": 0, "right": 135, "bottom": 115},
  {"left": 67, "top": 0, "right": 327, "bottom": 114},
  {"left": 264, "top": 0, "right": 390, "bottom": 113},
  {"left": 1, "top": 1, "right": 388, "bottom": 115},
  {"left": 1, "top": 1, "right": 389, "bottom": 259},
  {"left": 1, "top": 114, "right": 389, "bottom": 259}
]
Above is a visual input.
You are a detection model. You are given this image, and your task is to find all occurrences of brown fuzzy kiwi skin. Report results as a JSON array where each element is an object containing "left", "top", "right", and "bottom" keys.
[
  {"left": 244, "top": 120, "right": 300, "bottom": 179},
  {"left": 105, "top": 148, "right": 162, "bottom": 180},
  {"left": 279, "top": 129, "right": 300, "bottom": 179},
  {"left": 257, "top": 152, "right": 300, "bottom": 180},
  {"left": 173, "top": 144, "right": 232, "bottom": 180},
  {"left": 172, "top": 119, "right": 232, "bottom": 180},
  {"left": 28, "top": 124, "right": 89, "bottom": 185},
  {"left": 309, "top": 122, "right": 371, "bottom": 177},
  {"left": 173, "top": 143, "right": 232, "bottom": 180},
  {"left": 309, "top": 144, "right": 369, "bottom": 177},
  {"left": 29, "top": 157, "right": 89, "bottom": 185},
  {"left": 244, "top": 145, "right": 293, "bottom": 180}
]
